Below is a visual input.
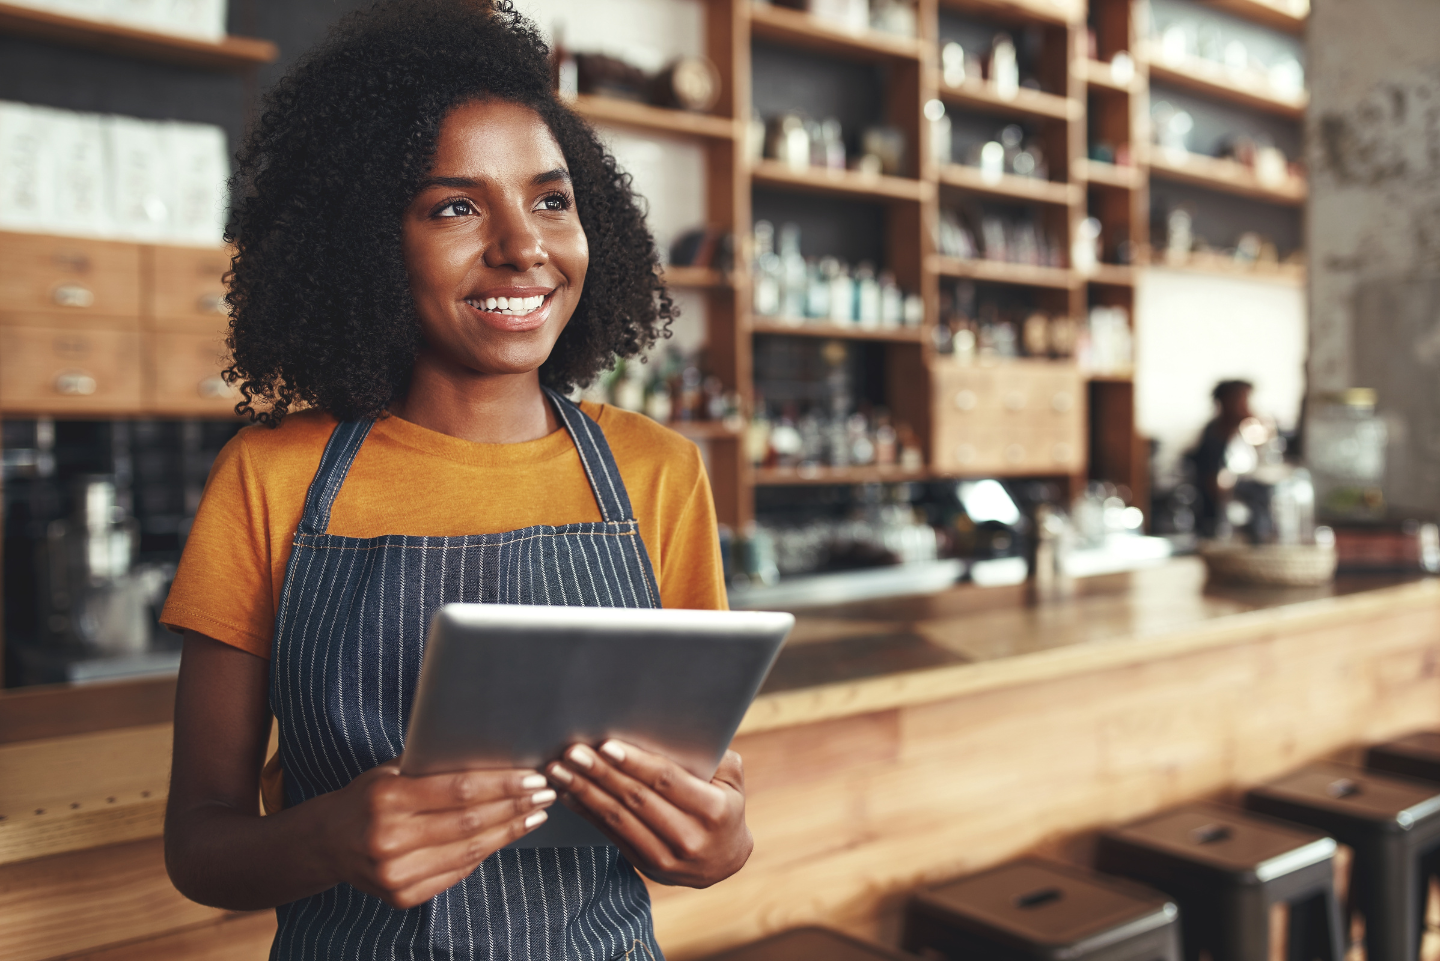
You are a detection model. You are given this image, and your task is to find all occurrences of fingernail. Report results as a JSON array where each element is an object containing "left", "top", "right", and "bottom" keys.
[
  {"left": 548, "top": 764, "right": 573, "bottom": 785},
  {"left": 568, "top": 746, "right": 596, "bottom": 769},
  {"left": 525, "top": 810, "right": 548, "bottom": 829},
  {"left": 600, "top": 741, "right": 626, "bottom": 763},
  {"left": 532, "top": 789, "right": 557, "bottom": 805},
  {"left": 521, "top": 773, "right": 547, "bottom": 790}
]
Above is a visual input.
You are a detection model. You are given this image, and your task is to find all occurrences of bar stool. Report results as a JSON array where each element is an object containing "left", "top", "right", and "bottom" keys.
[
  {"left": 699, "top": 926, "right": 916, "bottom": 960},
  {"left": 1245, "top": 762, "right": 1440, "bottom": 961},
  {"left": 900, "top": 858, "right": 1182, "bottom": 961},
  {"left": 1367, "top": 731, "right": 1440, "bottom": 784},
  {"left": 1096, "top": 804, "right": 1345, "bottom": 961}
]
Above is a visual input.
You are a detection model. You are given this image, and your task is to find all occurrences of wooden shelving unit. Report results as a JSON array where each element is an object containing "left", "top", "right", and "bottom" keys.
[
  {"left": 750, "top": 160, "right": 931, "bottom": 203},
  {"left": 1204, "top": 0, "right": 1307, "bottom": 35},
  {"left": 660, "top": 265, "right": 730, "bottom": 289},
  {"left": 748, "top": 3, "right": 924, "bottom": 61},
  {"left": 0, "top": 2, "right": 277, "bottom": 71},
  {"left": 931, "top": 255, "right": 1081, "bottom": 290},
  {"left": 935, "top": 76, "right": 1081, "bottom": 121},
  {"left": 754, "top": 465, "right": 931, "bottom": 486},
  {"left": 938, "top": 0, "right": 1082, "bottom": 28},
  {"left": 1074, "top": 158, "right": 1143, "bottom": 190},
  {"left": 939, "top": 164, "right": 1081, "bottom": 205},
  {"left": 569, "top": 94, "right": 739, "bottom": 140},
  {"left": 751, "top": 318, "right": 926, "bottom": 343},
  {"left": 1074, "top": 58, "right": 1139, "bottom": 94},
  {"left": 1147, "top": 150, "right": 1306, "bottom": 205},
  {"left": 1145, "top": 53, "right": 1307, "bottom": 119}
]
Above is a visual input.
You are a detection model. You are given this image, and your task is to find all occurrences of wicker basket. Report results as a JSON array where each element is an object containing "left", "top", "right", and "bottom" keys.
[{"left": 1198, "top": 543, "right": 1338, "bottom": 587}]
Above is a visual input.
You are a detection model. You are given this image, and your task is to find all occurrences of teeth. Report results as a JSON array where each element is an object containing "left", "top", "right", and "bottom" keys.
[{"left": 468, "top": 294, "right": 549, "bottom": 314}]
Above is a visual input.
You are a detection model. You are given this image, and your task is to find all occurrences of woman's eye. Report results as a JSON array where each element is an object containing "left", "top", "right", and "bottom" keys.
[
  {"left": 438, "top": 200, "right": 473, "bottom": 218},
  {"left": 538, "top": 193, "right": 571, "bottom": 212}
]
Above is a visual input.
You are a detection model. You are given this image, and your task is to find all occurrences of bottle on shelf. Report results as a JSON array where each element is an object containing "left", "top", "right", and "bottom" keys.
[{"left": 752, "top": 220, "right": 782, "bottom": 316}]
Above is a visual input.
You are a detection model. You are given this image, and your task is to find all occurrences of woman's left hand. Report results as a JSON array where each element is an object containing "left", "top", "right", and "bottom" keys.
[{"left": 547, "top": 741, "right": 752, "bottom": 888}]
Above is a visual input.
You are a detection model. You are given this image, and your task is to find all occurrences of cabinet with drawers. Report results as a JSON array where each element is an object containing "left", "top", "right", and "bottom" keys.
[
  {"left": 0, "top": 232, "right": 235, "bottom": 418},
  {"left": 931, "top": 362, "right": 1085, "bottom": 476}
]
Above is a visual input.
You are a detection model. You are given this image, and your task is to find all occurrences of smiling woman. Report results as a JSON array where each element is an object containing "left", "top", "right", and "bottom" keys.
[{"left": 155, "top": 2, "right": 744, "bottom": 960}]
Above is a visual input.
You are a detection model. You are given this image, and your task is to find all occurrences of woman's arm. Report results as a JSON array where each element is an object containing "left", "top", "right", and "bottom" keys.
[{"left": 164, "top": 630, "right": 557, "bottom": 910}]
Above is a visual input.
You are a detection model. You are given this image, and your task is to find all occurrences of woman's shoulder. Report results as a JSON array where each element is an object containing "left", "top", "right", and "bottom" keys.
[
  {"left": 216, "top": 409, "right": 340, "bottom": 480},
  {"left": 581, "top": 402, "right": 703, "bottom": 472}
]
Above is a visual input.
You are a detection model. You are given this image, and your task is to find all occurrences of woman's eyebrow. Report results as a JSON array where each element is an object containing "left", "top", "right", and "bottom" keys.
[
  {"left": 419, "top": 175, "right": 483, "bottom": 190},
  {"left": 532, "top": 168, "right": 571, "bottom": 186}
]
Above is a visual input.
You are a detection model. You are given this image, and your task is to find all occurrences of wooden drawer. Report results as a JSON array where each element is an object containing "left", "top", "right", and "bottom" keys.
[
  {"left": 0, "top": 233, "right": 142, "bottom": 319},
  {"left": 146, "top": 245, "right": 231, "bottom": 330},
  {"left": 0, "top": 325, "right": 142, "bottom": 414},
  {"left": 932, "top": 363, "right": 1084, "bottom": 475},
  {"left": 145, "top": 330, "right": 239, "bottom": 415}
]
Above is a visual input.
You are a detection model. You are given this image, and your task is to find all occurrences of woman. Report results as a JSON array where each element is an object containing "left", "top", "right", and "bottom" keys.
[{"left": 160, "top": 2, "right": 751, "bottom": 958}]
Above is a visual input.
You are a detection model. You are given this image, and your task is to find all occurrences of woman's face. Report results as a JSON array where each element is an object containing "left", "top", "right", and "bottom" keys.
[{"left": 401, "top": 99, "right": 588, "bottom": 380}]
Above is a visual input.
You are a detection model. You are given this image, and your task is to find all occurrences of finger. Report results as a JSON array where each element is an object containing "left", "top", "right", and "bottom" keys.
[
  {"left": 712, "top": 750, "right": 745, "bottom": 792},
  {"left": 376, "top": 806, "right": 550, "bottom": 894},
  {"left": 591, "top": 740, "right": 731, "bottom": 821},
  {"left": 380, "top": 768, "right": 549, "bottom": 814},
  {"left": 550, "top": 770, "right": 677, "bottom": 867},
  {"left": 375, "top": 788, "right": 557, "bottom": 855}
]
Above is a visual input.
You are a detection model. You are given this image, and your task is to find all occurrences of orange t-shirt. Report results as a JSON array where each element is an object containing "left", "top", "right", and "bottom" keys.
[{"left": 161, "top": 402, "right": 727, "bottom": 657}]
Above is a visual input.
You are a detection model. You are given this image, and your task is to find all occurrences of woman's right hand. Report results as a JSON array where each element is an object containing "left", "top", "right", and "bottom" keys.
[{"left": 318, "top": 762, "right": 556, "bottom": 909}]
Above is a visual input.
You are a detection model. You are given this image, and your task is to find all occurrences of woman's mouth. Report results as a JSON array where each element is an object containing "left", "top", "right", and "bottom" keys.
[{"left": 463, "top": 292, "right": 553, "bottom": 331}]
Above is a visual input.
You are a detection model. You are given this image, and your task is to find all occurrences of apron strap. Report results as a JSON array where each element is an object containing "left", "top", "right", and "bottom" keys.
[
  {"left": 296, "top": 419, "right": 374, "bottom": 536},
  {"left": 542, "top": 386, "right": 639, "bottom": 525}
]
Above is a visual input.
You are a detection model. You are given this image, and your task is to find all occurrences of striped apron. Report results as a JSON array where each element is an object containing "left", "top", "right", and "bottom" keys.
[{"left": 268, "top": 387, "right": 663, "bottom": 961}]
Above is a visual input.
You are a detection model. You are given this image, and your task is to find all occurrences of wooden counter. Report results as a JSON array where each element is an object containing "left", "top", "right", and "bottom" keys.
[{"left": 3, "top": 559, "right": 1440, "bottom": 960}]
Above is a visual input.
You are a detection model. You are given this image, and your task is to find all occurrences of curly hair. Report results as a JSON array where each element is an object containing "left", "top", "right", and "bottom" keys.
[{"left": 223, "top": 0, "right": 675, "bottom": 426}]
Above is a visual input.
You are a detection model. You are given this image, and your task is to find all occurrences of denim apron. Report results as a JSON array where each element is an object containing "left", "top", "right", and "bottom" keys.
[{"left": 269, "top": 388, "right": 663, "bottom": 961}]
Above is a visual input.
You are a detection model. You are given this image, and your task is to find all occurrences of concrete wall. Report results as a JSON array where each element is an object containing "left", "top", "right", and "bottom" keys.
[{"left": 1308, "top": 0, "right": 1440, "bottom": 512}]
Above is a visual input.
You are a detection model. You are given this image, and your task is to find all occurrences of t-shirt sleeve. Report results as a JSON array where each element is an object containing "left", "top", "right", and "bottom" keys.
[
  {"left": 160, "top": 434, "right": 277, "bottom": 658},
  {"left": 657, "top": 448, "right": 729, "bottom": 612}
]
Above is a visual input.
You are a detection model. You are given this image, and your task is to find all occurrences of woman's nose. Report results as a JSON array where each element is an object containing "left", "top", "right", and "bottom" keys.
[{"left": 482, "top": 203, "right": 547, "bottom": 271}]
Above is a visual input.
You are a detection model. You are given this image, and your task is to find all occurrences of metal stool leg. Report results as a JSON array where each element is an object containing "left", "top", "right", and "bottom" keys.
[{"left": 1287, "top": 890, "right": 1346, "bottom": 961}]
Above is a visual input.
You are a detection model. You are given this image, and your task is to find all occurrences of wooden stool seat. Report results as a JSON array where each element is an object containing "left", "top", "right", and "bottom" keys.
[
  {"left": 901, "top": 858, "right": 1181, "bottom": 961},
  {"left": 1367, "top": 731, "right": 1440, "bottom": 784},
  {"left": 1246, "top": 762, "right": 1440, "bottom": 961},
  {"left": 1097, "top": 804, "right": 1345, "bottom": 961},
  {"left": 700, "top": 926, "right": 915, "bottom": 960}
]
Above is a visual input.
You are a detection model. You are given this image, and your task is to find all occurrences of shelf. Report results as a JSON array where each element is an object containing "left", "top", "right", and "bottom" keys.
[
  {"left": 930, "top": 255, "right": 1079, "bottom": 290},
  {"left": 1074, "top": 158, "right": 1144, "bottom": 190},
  {"left": 1085, "top": 264, "right": 1136, "bottom": 286},
  {"left": 661, "top": 265, "right": 731, "bottom": 289},
  {"left": 751, "top": 318, "right": 926, "bottom": 343},
  {"left": 936, "top": 0, "right": 1081, "bottom": 27},
  {"left": 1087, "top": 371, "right": 1135, "bottom": 383},
  {"left": 1074, "top": 58, "right": 1140, "bottom": 94},
  {"left": 1146, "top": 54, "right": 1307, "bottom": 120},
  {"left": 1147, "top": 149, "right": 1306, "bottom": 205},
  {"left": 935, "top": 75, "right": 1080, "bottom": 122},
  {"left": 1202, "top": 0, "right": 1307, "bottom": 35},
  {"left": 751, "top": 160, "right": 930, "bottom": 203},
  {"left": 939, "top": 164, "right": 1080, "bottom": 206},
  {"left": 1146, "top": 259, "right": 1306, "bottom": 287},
  {"left": 753, "top": 464, "right": 931, "bottom": 486},
  {"left": 748, "top": 4, "right": 923, "bottom": 62},
  {"left": 0, "top": 2, "right": 277, "bottom": 71},
  {"left": 569, "top": 93, "right": 739, "bottom": 140}
]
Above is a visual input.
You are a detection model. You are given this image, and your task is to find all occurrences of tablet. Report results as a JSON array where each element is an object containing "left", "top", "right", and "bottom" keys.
[{"left": 401, "top": 604, "right": 794, "bottom": 848}]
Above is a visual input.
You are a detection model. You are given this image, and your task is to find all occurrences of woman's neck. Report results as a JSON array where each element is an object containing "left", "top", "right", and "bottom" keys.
[{"left": 391, "top": 353, "right": 560, "bottom": 444}]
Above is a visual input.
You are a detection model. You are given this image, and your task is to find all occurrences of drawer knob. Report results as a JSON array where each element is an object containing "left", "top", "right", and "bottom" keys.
[
  {"left": 54, "top": 370, "right": 97, "bottom": 396},
  {"left": 52, "top": 283, "right": 95, "bottom": 308},
  {"left": 1005, "top": 443, "right": 1026, "bottom": 464},
  {"left": 197, "top": 293, "right": 228, "bottom": 315},
  {"left": 197, "top": 375, "right": 237, "bottom": 399},
  {"left": 1051, "top": 392, "right": 1073, "bottom": 412},
  {"left": 954, "top": 389, "right": 978, "bottom": 411},
  {"left": 1003, "top": 391, "right": 1026, "bottom": 412}
]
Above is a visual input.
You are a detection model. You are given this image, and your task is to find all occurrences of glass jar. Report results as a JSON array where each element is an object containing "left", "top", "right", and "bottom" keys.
[{"left": 1306, "top": 389, "right": 1388, "bottom": 521}]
